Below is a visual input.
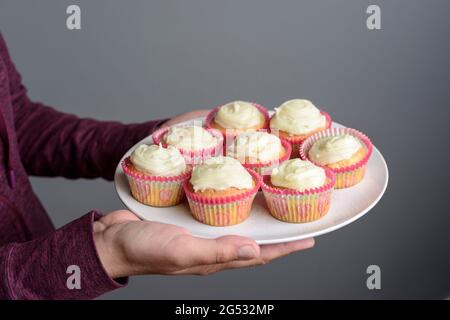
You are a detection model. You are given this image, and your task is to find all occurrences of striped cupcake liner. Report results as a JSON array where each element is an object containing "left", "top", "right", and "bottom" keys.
[
  {"left": 182, "top": 169, "right": 261, "bottom": 226},
  {"left": 269, "top": 111, "right": 332, "bottom": 159},
  {"left": 186, "top": 194, "right": 257, "bottom": 226},
  {"left": 299, "top": 127, "right": 373, "bottom": 189},
  {"left": 261, "top": 168, "right": 336, "bottom": 223},
  {"left": 152, "top": 126, "right": 224, "bottom": 165},
  {"left": 121, "top": 158, "right": 191, "bottom": 207}
]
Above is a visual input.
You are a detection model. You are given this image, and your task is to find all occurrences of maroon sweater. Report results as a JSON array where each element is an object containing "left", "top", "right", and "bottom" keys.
[{"left": 0, "top": 33, "right": 164, "bottom": 299}]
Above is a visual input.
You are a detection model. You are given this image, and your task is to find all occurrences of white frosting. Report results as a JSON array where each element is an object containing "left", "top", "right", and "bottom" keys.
[
  {"left": 215, "top": 101, "right": 265, "bottom": 129},
  {"left": 164, "top": 126, "right": 218, "bottom": 151},
  {"left": 190, "top": 156, "right": 253, "bottom": 192},
  {"left": 130, "top": 144, "right": 186, "bottom": 176},
  {"left": 227, "top": 132, "right": 283, "bottom": 163},
  {"left": 308, "top": 134, "right": 363, "bottom": 165},
  {"left": 270, "top": 99, "right": 326, "bottom": 135},
  {"left": 271, "top": 159, "right": 326, "bottom": 192}
]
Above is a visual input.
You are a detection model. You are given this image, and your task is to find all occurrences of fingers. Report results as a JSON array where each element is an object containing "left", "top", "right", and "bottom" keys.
[
  {"left": 258, "top": 238, "right": 315, "bottom": 262},
  {"left": 190, "top": 109, "right": 210, "bottom": 117},
  {"left": 172, "top": 235, "right": 260, "bottom": 268},
  {"left": 172, "top": 238, "right": 315, "bottom": 275},
  {"left": 160, "top": 109, "right": 211, "bottom": 128},
  {"left": 99, "top": 210, "right": 140, "bottom": 226}
]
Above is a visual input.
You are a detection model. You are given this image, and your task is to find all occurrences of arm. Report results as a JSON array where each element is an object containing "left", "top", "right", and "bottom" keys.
[
  {"left": 0, "top": 212, "right": 126, "bottom": 300},
  {"left": 14, "top": 97, "right": 164, "bottom": 180},
  {"left": 13, "top": 98, "right": 207, "bottom": 180},
  {"left": 0, "top": 209, "right": 314, "bottom": 299},
  {"left": 1, "top": 35, "right": 315, "bottom": 298}
]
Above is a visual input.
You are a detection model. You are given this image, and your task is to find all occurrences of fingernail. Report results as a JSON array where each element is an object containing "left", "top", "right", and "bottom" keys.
[
  {"left": 238, "top": 245, "right": 258, "bottom": 259},
  {"left": 306, "top": 238, "right": 315, "bottom": 248},
  {"left": 301, "top": 238, "right": 315, "bottom": 249}
]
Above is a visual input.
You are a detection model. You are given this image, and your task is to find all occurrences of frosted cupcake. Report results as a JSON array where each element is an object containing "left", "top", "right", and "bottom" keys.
[
  {"left": 182, "top": 156, "right": 261, "bottom": 226},
  {"left": 269, "top": 99, "right": 332, "bottom": 157},
  {"left": 261, "top": 159, "right": 335, "bottom": 223},
  {"left": 152, "top": 125, "right": 223, "bottom": 165},
  {"left": 226, "top": 131, "right": 291, "bottom": 175},
  {"left": 300, "top": 127, "right": 373, "bottom": 189},
  {"left": 205, "top": 101, "right": 269, "bottom": 139},
  {"left": 121, "top": 144, "right": 191, "bottom": 207}
]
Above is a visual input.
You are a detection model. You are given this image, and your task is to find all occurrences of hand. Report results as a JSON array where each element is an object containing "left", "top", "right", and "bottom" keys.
[
  {"left": 160, "top": 109, "right": 210, "bottom": 128},
  {"left": 94, "top": 210, "right": 315, "bottom": 278}
]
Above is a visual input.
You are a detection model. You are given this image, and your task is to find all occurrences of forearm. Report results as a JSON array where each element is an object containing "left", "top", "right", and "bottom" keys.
[
  {"left": 15, "top": 96, "right": 167, "bottom": 180},
  {"left": 0, "top": 211, "right": 126, "bottom": 300}
]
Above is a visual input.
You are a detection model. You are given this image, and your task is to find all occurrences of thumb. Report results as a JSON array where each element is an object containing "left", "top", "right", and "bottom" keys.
[
  {"left": 100, "top": 210, "right": 140, "bottom": 227},
  {"left": 179, "top": 235, "right": 260, "bottom": 266}
]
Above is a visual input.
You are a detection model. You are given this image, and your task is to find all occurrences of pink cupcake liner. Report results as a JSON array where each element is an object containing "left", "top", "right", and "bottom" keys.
[
  {"left": 152, "top": 126, "right": 224, "bottom": 165},
  {"left": 205, "top": 102, "right": 270, "bottom": 142},
  {"left": 121, "top": 157, "right": 192, "bottom": 207},
  {"left": 299, "top": 127, "right": 373, "bottom": 189},
  {"left": 182, "top": 169, "right": 262, "bottom": 226},
  {"left": 269, "top": 111, "right": 332, "bottom": 158},
  {"left": 226, "top": 139, "right": 292, "bottom": 175},
  {"left": 261, "top": 167, "right": 336, "bottom": 223}
]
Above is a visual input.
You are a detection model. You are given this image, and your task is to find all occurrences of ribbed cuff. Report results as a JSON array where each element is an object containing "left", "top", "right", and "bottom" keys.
[{"left": 3, "top": 211, "right": 127, "bottom": 300}]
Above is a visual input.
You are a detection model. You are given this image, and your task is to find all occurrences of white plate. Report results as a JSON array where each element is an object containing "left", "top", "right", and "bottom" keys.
[{"left": 114, "top": 118, "right": 388, "bottom": 244}]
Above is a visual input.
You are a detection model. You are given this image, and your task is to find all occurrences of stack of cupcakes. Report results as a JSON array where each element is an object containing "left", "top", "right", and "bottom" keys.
[{"left": 121, "top": 97, "right": 374, "bottom": 226}]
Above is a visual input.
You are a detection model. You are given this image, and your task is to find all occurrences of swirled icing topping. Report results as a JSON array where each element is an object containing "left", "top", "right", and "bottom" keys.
[
  {"left": 308, "top": 134, "right": 363, "bottom": 165},
  {"left": 130, "top": 144, "right": 186, "bottom": 176},
  {"left": 270, "top": 99, "right": 326, "bottom": 135},
  {"left": 190, "top": 156, "right": 253, "bottom": 192},
  {"left": 271, "top": 159, "right": 326, "bottom": 192},
  {"left": 227, "top": 132, "right": 282, "bottom": 163},
  {"left": 214, "top": 101, "right": 265, "bottom": 129},
  {"left": 164, "top": 126, "right": 218, "bottom": 151}
]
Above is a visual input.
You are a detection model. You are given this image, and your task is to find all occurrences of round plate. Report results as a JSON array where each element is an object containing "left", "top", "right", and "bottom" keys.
[{"left": 114, "top": 118, "right": 388, "bottom": 244}]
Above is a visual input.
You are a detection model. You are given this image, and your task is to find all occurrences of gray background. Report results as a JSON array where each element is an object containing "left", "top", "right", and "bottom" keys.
[{"left": 1, "top": 0, "right": 449, "bottom": 299}]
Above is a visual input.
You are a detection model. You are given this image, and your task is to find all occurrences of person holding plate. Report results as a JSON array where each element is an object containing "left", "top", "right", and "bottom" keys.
[{"left": 0, "top": 33, "right": 314, "bottom": 299}]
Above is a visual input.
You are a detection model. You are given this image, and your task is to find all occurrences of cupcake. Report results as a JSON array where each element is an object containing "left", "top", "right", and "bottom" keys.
[
  {"left": 152, "top": 125, "right": 223, "bottom": 165},
  {"left": 299, "top": 127, "right": 373, "bottom": 189},
  {"left": 182, "top": 156, "right": 261, "bottom": 226},
  {"left": 269, "top": 99, "right": 332, "bottom": 157},
  {"left": 261, "top": 159, "right": 335, "bottom": 223},
  {"left": 226, "top": 131, "right": 292, "bottom": 175},
  {"left": 205, "top": 101, "right": 269, "bottom": 141},
  {"left": 122, "top": 144, "right": 191, "bottom": 207}
]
